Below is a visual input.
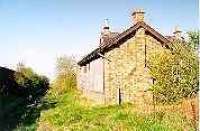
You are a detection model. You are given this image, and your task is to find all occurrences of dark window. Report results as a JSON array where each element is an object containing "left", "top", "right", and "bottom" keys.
[
  {"left": 152, "top": 78, "right": 156, "bottom": 84},
  {"left": 83, "top": 66, "right": 87, "bottom": 73},
  {"left": 88, "top": 64, "right": 90, "bottom": 71}
]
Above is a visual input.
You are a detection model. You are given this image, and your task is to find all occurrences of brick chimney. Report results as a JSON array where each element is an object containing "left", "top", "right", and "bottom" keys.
[
  {"left": 132, "top": 8, "right": 145, "bottom": 24},
  {"left": 173, "top": 26, "right": 182, "bottom": 39}
]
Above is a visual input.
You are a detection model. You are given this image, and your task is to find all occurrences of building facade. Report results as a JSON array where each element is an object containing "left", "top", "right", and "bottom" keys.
[{"left": 77, "top": 9, "right": 180, "bottom": 104}]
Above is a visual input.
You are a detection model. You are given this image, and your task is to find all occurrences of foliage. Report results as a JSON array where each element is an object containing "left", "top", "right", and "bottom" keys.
[
  {"left": 148, "top": 40, "right": 199, "bottom": 103},
  {"left": 0, "top": 67, "right": 18, "bottom": 95},
  {"left": 0, "top": 63, "right": 50, "bottom": 131},
  {"left": 15, "top": 62, "right": 49, "bottom": 97},
  {"left": 37, "top": 90, "right": 195, "bottom": 131},
  {"left": 52, "top": 56, "right": 77, "bottom": 94},
  {"left": 187, "top": 31, "right": 199, "bottom": 50}
]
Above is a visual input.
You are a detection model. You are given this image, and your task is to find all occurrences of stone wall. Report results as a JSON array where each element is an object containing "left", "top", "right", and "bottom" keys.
[
  {"left": 77, "top": 27, "right": 168, "bottom": 105},
  {"left": 104, "top": 27, "right": 167, "bottom": 105}
]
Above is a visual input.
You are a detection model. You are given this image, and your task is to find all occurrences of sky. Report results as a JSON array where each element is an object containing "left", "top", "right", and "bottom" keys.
[{"left": 0, "top": 0, "right": 198, "bottom": 80}]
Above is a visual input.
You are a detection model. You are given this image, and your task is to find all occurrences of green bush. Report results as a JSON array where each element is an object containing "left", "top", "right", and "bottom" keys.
[
  {"left": 0, "top": 63, "right": 50, "bottom": 131},
  {"left": 14, "top": 63, "right": 49, "bottom": 99},
  {"left": 148, "top": 40, "right": 199, "bottom": 103}
]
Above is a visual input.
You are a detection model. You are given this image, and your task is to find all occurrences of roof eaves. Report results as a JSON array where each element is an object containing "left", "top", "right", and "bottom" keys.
[
  {"left": 77, "top": 21, "right": 171, "bottom": 66},
  {"left": 77, "top": 48, "right": 100, "bottom": 66}
]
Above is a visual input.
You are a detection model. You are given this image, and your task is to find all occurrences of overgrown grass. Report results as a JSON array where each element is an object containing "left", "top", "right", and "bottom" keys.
[{"left": 37, "top": 90, "right": 195, "bottom": 131}]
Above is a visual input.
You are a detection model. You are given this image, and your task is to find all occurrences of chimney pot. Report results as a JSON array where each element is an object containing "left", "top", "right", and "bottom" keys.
[
  {"left": 132, "top": 8, "right": 145, "bottom": 24},
  {"left": 100, "top": 19, "right": 111, "bottom": 47},
  {"left": 173, "top": 26, "right": 182, "bottom": 39},
  {"left": 101, "top": 19, "right": 111, "bottom": 36}
]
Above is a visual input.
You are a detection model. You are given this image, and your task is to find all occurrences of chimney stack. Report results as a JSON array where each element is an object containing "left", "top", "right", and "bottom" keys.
[
  {"left": 100, "top": 19, "right": 111, "bottom": 47},
  {"left": 173, "top": 26, "right": 182, "bottom": 39},
  {"left": 101, "top": 19, "right": 110, "bottom": 36},
  {"left": 132, "top": 8, "right": 145, "bottom": 24}
]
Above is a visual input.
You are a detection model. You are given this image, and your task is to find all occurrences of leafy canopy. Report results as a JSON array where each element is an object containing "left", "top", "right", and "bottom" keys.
[
  {"left": 148, "top": 40, "right": 199, "bottom": 103},
  {"left": 187, "top": 31, "right": 199, "bottom": 50},
  {"left": 52, "top": 56, "right": 77, "bottom": 94}
]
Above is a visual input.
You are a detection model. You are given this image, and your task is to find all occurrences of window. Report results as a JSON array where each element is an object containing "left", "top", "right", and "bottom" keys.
[
  {"left": 83, "top": 66, "right": 87, "bottom": 73},
  {"left": 82, "top": 64, "right": 90, "bottom": 73},
  {"left": 152, "top": 78, "right": 156, "bottom": 84},
  {"left": 88, "top": 63, "right": 90, "bottom": 71}
]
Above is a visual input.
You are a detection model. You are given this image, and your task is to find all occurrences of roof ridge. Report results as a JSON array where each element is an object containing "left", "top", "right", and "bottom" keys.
[{"left": 78, "top": 21, "right": 170, "bottom": 66}]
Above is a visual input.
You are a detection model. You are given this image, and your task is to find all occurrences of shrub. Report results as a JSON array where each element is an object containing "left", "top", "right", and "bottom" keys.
[
  {"left": 148, "top": 41, "right": 199, "bottom": 103},
  {"left": 14, "top": 62, "right": 49, "bottom": 98}
]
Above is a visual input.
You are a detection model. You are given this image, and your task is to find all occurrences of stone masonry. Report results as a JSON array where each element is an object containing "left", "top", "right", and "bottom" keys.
[
  {"left": 77, "top": 9, "right": 171, "bottom": 105},
  {"left": 104, "top": 28, "right": 167, "bottom": 105}
]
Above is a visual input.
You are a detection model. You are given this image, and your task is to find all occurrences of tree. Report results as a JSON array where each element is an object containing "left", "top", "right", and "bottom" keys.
[
  {"left": 15, "top": 62, "right": 49, "bottom": 98},
  {"left": 187, "top": 31, "right": 199, "bottom": 50},
  {"left": 15, "top": 62, "right": 35, "bottom": 88},
  {"left": 53, "top": 56, "right": 77, "bottom": 94},
  {"left": 148, "top": 40, "right": 199, "bottom": 103}
]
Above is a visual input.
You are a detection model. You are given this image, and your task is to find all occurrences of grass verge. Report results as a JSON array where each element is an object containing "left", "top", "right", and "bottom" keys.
[{"left": 37, "top": 90, "right": 195, "bottom": 131}]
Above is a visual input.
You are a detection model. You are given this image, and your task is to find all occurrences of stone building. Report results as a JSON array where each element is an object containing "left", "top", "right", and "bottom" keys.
[{"left": 77, "top": 9, "right": 181, "bottom": 104}]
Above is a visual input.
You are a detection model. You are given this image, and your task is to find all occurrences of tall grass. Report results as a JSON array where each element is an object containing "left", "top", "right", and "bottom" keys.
[{"left": 37, "top": 90, "right": 195, "bottom": 131}]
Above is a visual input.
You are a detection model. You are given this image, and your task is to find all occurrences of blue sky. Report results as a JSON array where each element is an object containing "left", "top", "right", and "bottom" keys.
[{"left": 0, "top": 0, "right": 198, "bottom": 79}]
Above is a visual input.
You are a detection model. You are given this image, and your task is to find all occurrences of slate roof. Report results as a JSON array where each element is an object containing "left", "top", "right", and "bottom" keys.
[{"left": 78, "top": 21, "right": 170, "bottom": 66}]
